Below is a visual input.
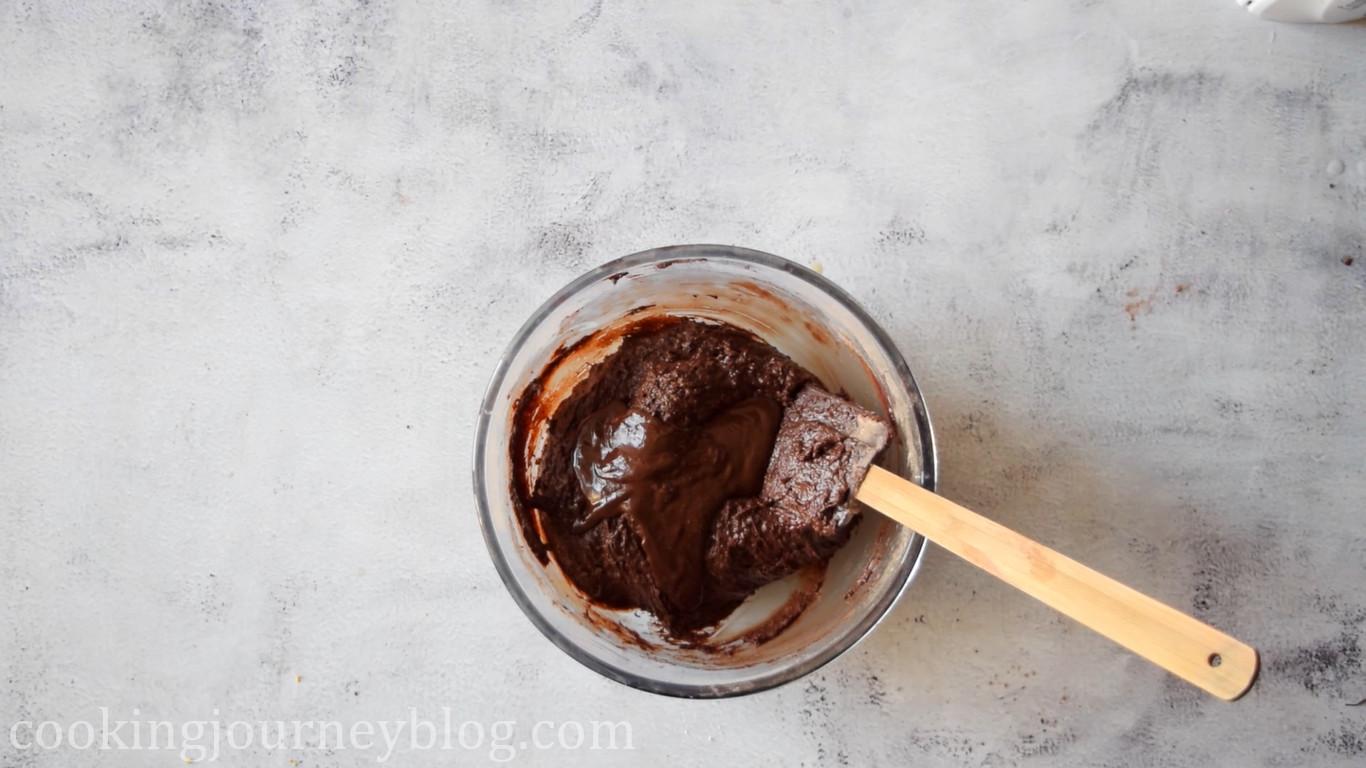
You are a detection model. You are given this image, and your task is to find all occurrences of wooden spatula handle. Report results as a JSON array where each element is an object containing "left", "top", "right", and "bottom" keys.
[{"left": 857, "top": 465, "right": 1259, "bottom": 700}]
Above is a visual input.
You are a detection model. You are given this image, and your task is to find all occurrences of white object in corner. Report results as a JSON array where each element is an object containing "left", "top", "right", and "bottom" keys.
[{"left": 1238, "top": 0, "right": 1366, "bottom": 22}]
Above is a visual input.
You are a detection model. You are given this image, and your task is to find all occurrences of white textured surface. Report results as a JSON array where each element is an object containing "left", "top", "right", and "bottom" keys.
[{"left": 2, "top": 2, "right": 1364, "bottom": 766}]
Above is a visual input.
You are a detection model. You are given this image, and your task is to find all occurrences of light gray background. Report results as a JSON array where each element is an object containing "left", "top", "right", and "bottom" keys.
[{"left": 2, "top": 1, "right": 1364, "bottom": 766}]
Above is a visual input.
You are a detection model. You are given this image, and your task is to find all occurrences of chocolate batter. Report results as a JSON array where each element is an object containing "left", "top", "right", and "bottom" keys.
[{"left": 511, "top": 316, "right": 889, "bottom": 636}]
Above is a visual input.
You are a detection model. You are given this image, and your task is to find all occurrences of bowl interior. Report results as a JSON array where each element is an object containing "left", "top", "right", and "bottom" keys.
[{"left": 476, "top": 245, "right": 934, "bottom": 697}]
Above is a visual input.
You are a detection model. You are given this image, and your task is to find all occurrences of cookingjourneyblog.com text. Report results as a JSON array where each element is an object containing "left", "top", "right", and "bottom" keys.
[{"left": 7, "top": 708, "right": 635, "bottom": 763}]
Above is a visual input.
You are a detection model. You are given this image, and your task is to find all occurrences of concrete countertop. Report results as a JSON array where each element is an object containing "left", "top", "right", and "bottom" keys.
[{"left": 2, "top": 2, "right": 1363, "bottom": 765}]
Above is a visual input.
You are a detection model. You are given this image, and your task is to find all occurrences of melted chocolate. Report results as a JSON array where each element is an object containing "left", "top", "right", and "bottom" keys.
[
  {"left": 572, "top": 397, "right": 780, "bottom": 613},
  {"left": 510, "top": 316, "right": 889, "bottom": 636}
]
